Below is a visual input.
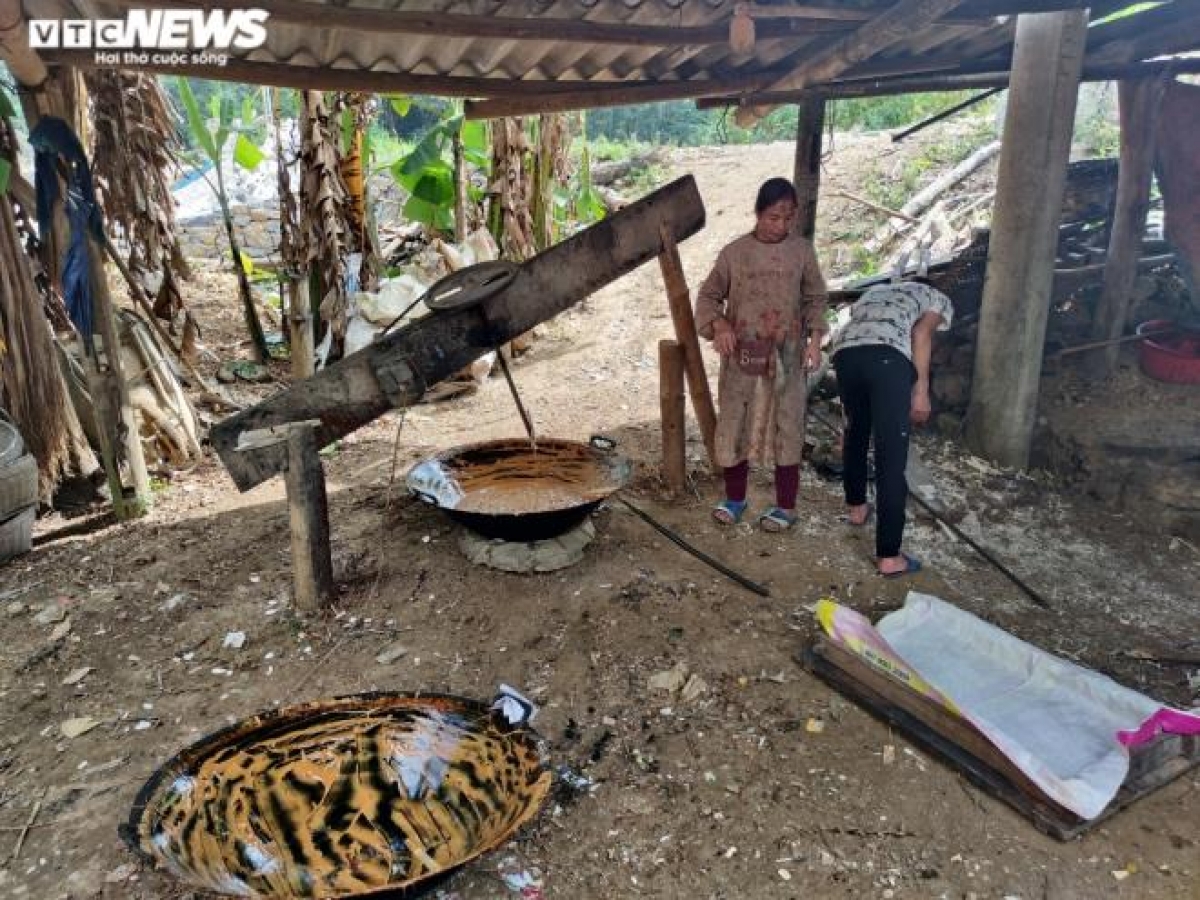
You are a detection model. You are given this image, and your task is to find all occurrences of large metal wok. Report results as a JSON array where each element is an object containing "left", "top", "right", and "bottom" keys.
[
  {"left": 121, "top": 691, "right": 551, "bottom": 899},
  {"left": 406, "top": 436, "right": 631, "bottom": 542}
]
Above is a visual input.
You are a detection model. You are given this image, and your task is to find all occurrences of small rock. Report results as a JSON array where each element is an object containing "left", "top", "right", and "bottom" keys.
[
  {"left": 49, "top": 618, "right": 72, "bottom": 642},
  {"left": 376, "top": 643, "right": 409, "bottom": 665},
  {"left": 62, "top": 666, "right": 93, "bottom": 686},
  {"left": 105, "top": 863, "right": 137, "bottom": 884},
  {"left": 34, "top": 604, "right": 67, "bottom": 626},
  {"left": 6, "top": 601, "right": 25, "bottom": 616},
  {"left": 680, "top": 673, "right": 708, "bottom": 703},
  {"left": 778, "top": 868, "right": 792, "bottom": 881},
  {"left": 61, "top": 716, "right": 101, "bottom": 738},
  {"left": 882, "top": 744, "right": 896, "bottom": 765},
  {"left": 648, "top": 662, "right": 689, "bottom": 693},
  {"left": 223, "top": 631, "right": 247, "bottom": 650},
  {"left": 805, "top": 717, "right": 825, "bottom": 734},
  {"left": 161, "top": 592, "right": 190, "bottom": 613}
]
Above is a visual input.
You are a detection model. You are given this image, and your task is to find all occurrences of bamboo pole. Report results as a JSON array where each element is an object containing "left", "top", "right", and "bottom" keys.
[
  {"left": 657, "top": 223, "right": 717, "bottom": 470},
  {"left": 1085, "top": 77, "right": 1165, "bottom": 379},
  {"left": 659, "top": 339, "right": 686, "bottom": 494}
]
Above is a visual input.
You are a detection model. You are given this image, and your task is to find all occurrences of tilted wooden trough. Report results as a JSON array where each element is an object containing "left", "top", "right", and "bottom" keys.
[{"left": 211, "top": 175, "right": 706, "bottom": 492}]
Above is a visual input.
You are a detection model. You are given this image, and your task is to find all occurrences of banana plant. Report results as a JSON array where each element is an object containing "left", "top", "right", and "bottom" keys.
[
  {"left": 386, "top": 97, "right": 488, "bottom": 237},
  {"left": 176, "top": 78, "right": 269, "bottom": 362}
]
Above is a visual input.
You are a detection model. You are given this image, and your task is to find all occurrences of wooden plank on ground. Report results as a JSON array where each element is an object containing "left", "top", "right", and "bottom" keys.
[{"left": 804, "top": 640, "right": 1200, "bottom": 840}]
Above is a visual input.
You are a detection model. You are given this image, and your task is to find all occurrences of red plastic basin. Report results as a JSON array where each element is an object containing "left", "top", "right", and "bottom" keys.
[{"left": 1137, "top": 319, "right": 1200, "bottom": 385}]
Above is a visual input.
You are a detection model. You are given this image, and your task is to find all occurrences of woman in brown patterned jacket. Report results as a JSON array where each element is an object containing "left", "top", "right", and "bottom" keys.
[{"left": 695, "top": 178, "right": 829, "bottom": 531}]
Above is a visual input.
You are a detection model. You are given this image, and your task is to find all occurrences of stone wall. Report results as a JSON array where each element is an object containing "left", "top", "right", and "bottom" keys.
[{"left": 178, "top": 204, "right": 281, "bottom": 263}]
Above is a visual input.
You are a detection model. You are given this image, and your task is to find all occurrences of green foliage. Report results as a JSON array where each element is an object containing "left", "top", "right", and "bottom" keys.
[
  {"left": 387, "top": 100, "right": 487, "bottom": 233},
  {"left": 830, "top": 91, "right": 999, "bottom": 132},
  {"left": 177, "top": 78, "right": 266, "bottom": 177},
  {"left": 862, "top": 116, "right": 996, "bottom": 211},
  {"left": 164, "top": 78, "right": 283, "bottom": 150},
  {"left": 0, "top": 158, "right": 10, "bottom": 195}
]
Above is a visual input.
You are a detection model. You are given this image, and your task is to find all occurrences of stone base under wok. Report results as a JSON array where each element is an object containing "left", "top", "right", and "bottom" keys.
[{"left": 458, "top": 519, "right": 596, "bottom": 573}]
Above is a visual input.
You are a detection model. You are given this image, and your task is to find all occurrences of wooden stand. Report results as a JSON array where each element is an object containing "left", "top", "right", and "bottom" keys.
[
  {"left": 657, "top": 223, "right": 718, "bottom": 470},
  {"left": 239, "top": 420, "right": 334, "bottom": 613},
  {"left": 804, "top": 640, "right": 1200, "bottom": 840},
  {"left": 658, "top": 339, "right": 686, "bottom": 494}
]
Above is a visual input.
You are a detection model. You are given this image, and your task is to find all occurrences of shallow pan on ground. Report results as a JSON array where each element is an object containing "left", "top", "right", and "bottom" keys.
[{"left": 122, "top": 693, "right": 552, "bottom": 898}]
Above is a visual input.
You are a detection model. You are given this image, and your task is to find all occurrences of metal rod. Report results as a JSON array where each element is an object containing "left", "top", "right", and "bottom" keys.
[
  {"left": 617, "top": 498, "right": 771, "bottom": 597},
  {"left": 1053, "top": 324, "right": 1182, "bottom": 358},
  {"left": 495, "top": 350, "right": 537, "bottom": 448},
  {"left": 891, "top": 88, "right": 1003, "bottom": 143},
  {"left": 905, "top": 490, "right": 1051, "bottom": 608},
  {"left": 807, "top": 408, "right": 1050, "bottom": 608}
]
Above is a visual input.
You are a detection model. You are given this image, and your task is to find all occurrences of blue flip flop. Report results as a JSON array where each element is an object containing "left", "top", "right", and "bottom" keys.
[
  {"left": 758, "top": 506, "right": 798, "bottom": 532},
  {"left": 881, "top": 552, "right": 922, "bottom": 579},
  {"left": 712, "top": 499, "right": 748, "bottom": 525}
]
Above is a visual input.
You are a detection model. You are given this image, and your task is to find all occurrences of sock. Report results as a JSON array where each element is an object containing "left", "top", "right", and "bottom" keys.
[
  {"left": 723, "top": 461, "right": 749, "bottom": 503},
  {"left": 775, "top": 464, "right": 799, "bottom": 509}
]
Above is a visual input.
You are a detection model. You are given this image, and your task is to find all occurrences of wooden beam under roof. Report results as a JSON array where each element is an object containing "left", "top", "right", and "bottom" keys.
[
  {"left": 97, "top": 0, "right": 854, "bottom": 47},
  {"left": 692, "top": 57, "right": 1200, "bottom": 105},
  {"left": 752, "top": 0, "right": 969, "bottom": 99},
  {"left": 37, "top": 49, "right": 608, "bottom": 95},
  {"left": 95, "top": 0, "right": 1097, "bottom": 48},
  {"left": 747, "top": 0, "right": 1089, "bottom": 23}
]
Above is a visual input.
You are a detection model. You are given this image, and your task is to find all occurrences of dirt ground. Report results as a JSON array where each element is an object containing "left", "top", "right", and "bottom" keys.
[{"left": 1, "top": 135, "right": 1198, "bottom": 900}]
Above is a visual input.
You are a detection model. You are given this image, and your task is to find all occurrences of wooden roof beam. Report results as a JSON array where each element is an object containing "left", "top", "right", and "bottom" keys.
[
  {"left": 694, "top": 57, "right": 1200, "bottom": 105},
  {"left": 98, "top": 0, "right": 852, "bottom": 48},
  {"left": 739, "top": 0, "right": 969, "bottom": 125},
  {"left": 466, "top": 71, "right": 773, "bottom": 120},
  {"left": 40, "top": 49, "right": 669, "bottom": 98},
  {"left": 744, "top": 0, "right": 1087, "bottom": 24}
]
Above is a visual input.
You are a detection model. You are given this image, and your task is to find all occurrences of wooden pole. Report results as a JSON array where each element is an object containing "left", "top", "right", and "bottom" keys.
[
  {"left": 283, "top": 423, "right": 334, "bottom": 613},
  {"left": 657, "top": 223, "right": 718, "bottom": 470},
  {"left": 1084, "top": 77, "right": 1164, "bottom": 379},
  {"left": 86, "top": 235, "right": 152, "bottom": 516},
  {"left": 965, "top": 11, "right": 1088, "bottom": 469},
  {"left": 659, "top": 339, "right": 686, "bottom": 494},
  {"left": 288, "top": 275, "right": 315, "bottom": 379},
  {"left": 793, "top": 96, "right": 825, "bottom": 242}
]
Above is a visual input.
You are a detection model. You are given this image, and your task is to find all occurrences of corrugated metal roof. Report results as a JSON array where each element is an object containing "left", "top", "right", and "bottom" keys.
[{"left": 23, "top": 0, "right": 1200, "bottom": 115}]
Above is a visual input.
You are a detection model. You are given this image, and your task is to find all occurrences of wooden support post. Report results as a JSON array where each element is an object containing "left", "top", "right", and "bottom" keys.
[
  {"left": 86, "top": 235, "right": 152, "bottom": 516},
  {"left": 288, "top": 274, "right": 315, "bottom": 379},
  {"left": 659, "top": 339, "right": 686, "bottom": 494},
  {"left": 793, "top": 96, "right": 825, "bottom": 241},
  {"left": 965, "top": 11, "right": 1087, "bottom": 469},
  {"left": 280, "top": 422, "right": 334, "bottom": 613},
  {"left": 1084, "top": 78, "right": 1165, "bottom": 379},
  {"left": 657, "top": 224, "right": 718, "bottom": 470}
]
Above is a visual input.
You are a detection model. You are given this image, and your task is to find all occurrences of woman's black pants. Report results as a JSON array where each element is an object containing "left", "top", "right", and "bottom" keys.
[{"left": 832, "top": 345, "right": 915, "bottom": 559}]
